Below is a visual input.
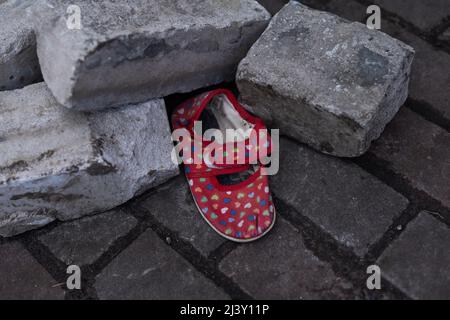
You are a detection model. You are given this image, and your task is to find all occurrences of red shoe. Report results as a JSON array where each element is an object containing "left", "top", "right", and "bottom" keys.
[{"left": 172, "top": 89, "right": 276, "bottom": 242}]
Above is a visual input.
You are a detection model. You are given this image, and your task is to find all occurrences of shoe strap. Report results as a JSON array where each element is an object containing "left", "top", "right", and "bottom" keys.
[{"left": 185, "top": 163, "right": 252, "bottom": 179}]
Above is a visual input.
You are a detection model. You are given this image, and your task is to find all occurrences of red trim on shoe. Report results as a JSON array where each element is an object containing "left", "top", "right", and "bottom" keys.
[{"left": 172, "top": 89, "right": 277, "bottom": 242}]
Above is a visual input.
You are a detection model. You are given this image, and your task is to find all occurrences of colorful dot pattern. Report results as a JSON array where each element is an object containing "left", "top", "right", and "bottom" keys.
[{"left": 171, "top": 89, "right": 276, "bottom": 241}]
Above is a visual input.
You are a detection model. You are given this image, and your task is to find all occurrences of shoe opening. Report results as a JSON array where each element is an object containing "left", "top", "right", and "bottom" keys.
[{"left": 197, "top": 94, "right": 255, "bottom": 142}]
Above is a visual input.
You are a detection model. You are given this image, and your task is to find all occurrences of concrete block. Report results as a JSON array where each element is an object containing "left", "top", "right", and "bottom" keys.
[
  {"left": 237, "top": 2, "right": 414, "bottom": 157},
  {"left": 0, "top": 82, "right": 179, "bottom": 237},
  {"left": 0, "top": 0, "right": 41, "bottom": 91},
  {"left": 31, "top": 0, "right": 270, "bottom": 111}
]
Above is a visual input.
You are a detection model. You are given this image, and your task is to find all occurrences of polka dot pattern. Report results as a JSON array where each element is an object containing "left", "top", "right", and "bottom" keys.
[{"left": 171, "top": 89, "right": 276, "bottom": 241}]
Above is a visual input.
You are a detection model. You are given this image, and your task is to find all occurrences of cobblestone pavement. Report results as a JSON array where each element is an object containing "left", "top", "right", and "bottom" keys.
[{"left": 1, "top": 0, "right": 449, "bottom": 300}]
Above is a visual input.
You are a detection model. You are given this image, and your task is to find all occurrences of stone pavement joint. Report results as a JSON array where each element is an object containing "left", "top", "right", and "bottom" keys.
[
  {"left": 370, "top": 0, "right": 450, "bottom": 32},
  {"left": 138, "top": 175, "right": 227, "bottom": 257},
  {"left": 272, "top": 195, "right": 408, "bottom": 300},
  {"left": 95, "top": 229, "right": 230, "bottom": 300},
  {"left": 270, "top": 137, "right": 409, "bottom": 258},
  {"left": 37, "top": 210, "right": 138, "bottom": 266},
  {"left": 354, "top": 151, "right": 450, "bottom": 227},
  {"left": 368, "top": 108, "right": 450, "bottom": 212},
  {"left": 127, "top": 203, "right": 253, "bottom": 300},
  {"left": 1, "top": 0, "right": 449, "bottom": 300},
  {"left": 219, "top": 218, "right": 357, "bottom": 299},
  {"left": 0, "top": 241, "right": 65, "bottom": 300},
  {"left": 406, "top": 98, "right": 450, "bottom": 134},
  {"left": 353, "top": 0, "right": 450, "bottom": 54},
  {"left": 20, "top": 233, "right": 70, "bottom": 288},
  {"left": 378, "top": 211, "right": 450, "bottom": 299}
]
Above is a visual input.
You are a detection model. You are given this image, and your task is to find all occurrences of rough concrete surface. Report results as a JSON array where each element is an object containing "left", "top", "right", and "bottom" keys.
[
  {"left": 30, "top": 0, "right": 270, "bottom": 111},
  {"left": 0, "top": 82, "right": 179, "bottom": 237},
  {"left": 0, "top": 0, "right": 41, "bottom": 91},
  {"left": 237, "top": 1, "right": 415, "bottom": 157}
]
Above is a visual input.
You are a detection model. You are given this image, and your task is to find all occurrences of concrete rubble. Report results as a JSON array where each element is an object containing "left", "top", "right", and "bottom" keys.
[
  {"left": 237, "top": 1, "right": 415, "bottom": 157},
  {"left": 30, "top": 0, "right": 271, "bottom": 111},
  {"left": 0, "top": 83, "right": 178, "bottom": 237},
  {"left": 0, "top": 0, "right": 41, "bottom": 91},
  {"left": 0, "top": 0, "right": 417, "bottom": 236}
]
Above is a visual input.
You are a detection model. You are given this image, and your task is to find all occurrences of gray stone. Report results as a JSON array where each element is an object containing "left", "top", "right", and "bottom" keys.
[
  {"left": 220, "top": 218, "right": 354, "bottom": 299},
  {"left": 300, "top": 0, "right": 450, "bottom": 126},
  {"left": 378, "top": 212, "right": 450, "bottom": 299},
  {"left": 318, "top": 0, "right": 450, "bottom": 129},
  {"left": 38, "top": 210, "right": 137, "bottom": 266},
  {"left": 0, "top": 82, "right": 179, "bottom": 237},
  {"left": 95, "top": 229, "right": 229, "bottom": 299},
  {"left": 372, "top": 0, "right": 450, "bottom": 32},
  {"left": 237, "top": 2, "right": 414, "bottom": 157},
  {"left": 369, "top": 108, "right": 450, "bottom": 208},
  {"left": 0, "top": 241, "right": 65, "bottom": 299},
  {"left": 0, "top": 0, "right": 41, "bottom": 91},
  {"left": 30, "top": 0, "right": 270, "bottom": 111},
  {"left": 140, "top": 176, "right": 226, "bottom": 257},
  {"left": 270, "top": 138, "right": 409, "bottom": 257}
]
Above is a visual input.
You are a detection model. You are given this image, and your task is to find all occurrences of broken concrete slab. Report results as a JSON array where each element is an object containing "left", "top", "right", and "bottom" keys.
[
  {"left": 0, "top": 0, "right": 42, "bottom": 91},
  {"left": 237, "top": 1, "right": 415, "bottom": 157},
  {"left": 0, "top": 82, "right": 179, "bottom": 237},
  {"left": 30, "top": 0, "right": 270, "bottom": 111}
]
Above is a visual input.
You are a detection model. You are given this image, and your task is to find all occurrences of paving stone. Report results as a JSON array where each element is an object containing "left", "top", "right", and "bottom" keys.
[
  {"left": 220, "top": 218, "right": 355, "bottom": 299},
  {"left": 378, "top": 211, "right": 450, "bottom": 299},
  {"left": 315, "top": 0, "right": 450, "bottom": 126},
  {"left": 0, "top": 82, "right": 179, "bottom": 237},
  {"left": 30, "top": 0, "right": 270, "bottom": 111},
  {"left": 0, "top": 0, "right": 41, "bottom": 91},
  {"left": 369, "top": 108, "right": 450, "bottom": 208},
  {"left": 38, "top": 210, "right": 137, "bottom": 266},
  {"left": 140, "top": 176, "right": 226, "bottom": 257},
  {"left": 395, "top": 29, "right": 450, "bottom": 123},
  {"left": 257, "top": 0, "right": 289, "bottom": 15},
  {"left": 372, "top": 0, "right": 450, "bottom": 32},
  {"left": 237, "top": 2, "right": 414, "bottom": 157},
  {"left": 95, "top": 229, "right": 229, "bottom": 299},
  {"left": 0, "top": 241, "right": 65, "bottom": 299},
  {"left": 308, "top": 0, "right": 372, "bottom": 22},
  {"left": 270, "top": 138, "right": 408, "bottom": 257}
]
